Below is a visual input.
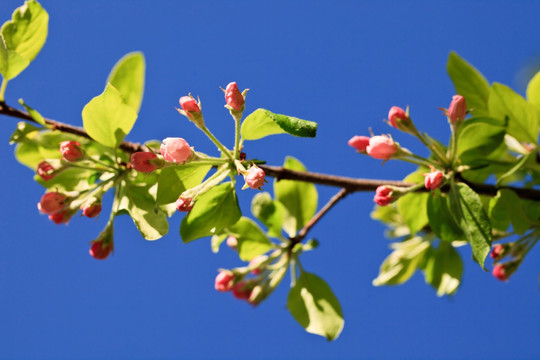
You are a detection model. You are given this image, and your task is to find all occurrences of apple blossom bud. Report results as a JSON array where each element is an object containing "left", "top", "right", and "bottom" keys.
[
  {"left": 446, "top": 95, "right": 467, "bottom": 124},
  {"left": 492, "top": 264, "right": 508, "bottom": 281},
  {"left": 160, "top": 138, "right": 193, "bottom": 164},
  {"left": 490, "top": 244, "right": 504, "bottom": 260},
  {"left": 89, "top": 241, "right": 113, "bottom": 260},
  {"left": 249, "top": 255, "right": 267, "bottom": 275},
  {"left": 178, "top": 95, "right": 205, "bottom": 128},
  {"left": 176, "top": 197, "right": 194, "bottom": 212},
  {"left": 348, "top": 135, "right": 370, "bottom": 152},
  {"left": 49, "top": 210, "right": 71, "bottom": 225},
  {"left": 388, "top": 106, "right": 409, "bottom": 128},
  {"left": 59, "top": 141, "right": 83, "bottom": 162},
  {"left": 244, "top": 165, "right": 265, "bottom": 190},
  {"left": 37, "top": 161, "right": 55, "bottom": 181},
  {"left": 130, "top": 152, "right": 160, "bottom": 173},
  {"left": 81, "top": 199, "right": 102, "bottom": 218},
  {"left": 224, "top": 82, "right": 245, "bottom": 112},
  {"left": 366, "top": 135, "right": 399, "bottom": 160},
  {"left": 226, "top": 236, "right": 238, "bottom": 250},
  {"left": 232, "top": 281, "right": 251, "bottom": 300},
  {"left": 374, "top": 186, "right": 394, "bottom": 206},
  {"left": 215, "top": 271, "right": 235, "bottom": 292},
  {"left": 38, "top": 192, "right": 68, "bottom": 215},
  {"left": 424, "top": 170, "right": 444, "bottom": 190}
]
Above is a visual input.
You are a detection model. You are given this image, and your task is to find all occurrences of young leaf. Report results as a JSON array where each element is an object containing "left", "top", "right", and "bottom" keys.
[
  {"left": 397, "top": 192, "right": 429, "bottom": 235},
  {"left": 274, "top": 157, "right": 317, "bottom": 236},
  {"left": 36, "top": 167, "right": 95, "bottom": 193},
  {"left": 225, "top": 217, "right": 274, "bottom": 261},
  {"left": 489, "top": 189, "right": 533, "bottom": 235},
  {"left": 446, "top": 52, "right": 490, "bottom": 117},
  {"left": 18, "top": 98, "right": 46, "bottom": 125},
  {"left": 1, "top": 0, "right": 48, "bottom": 63},
  {"left": 372, "top": 237, "right": 430, "bottom": 286},
  {"left": 287, "top": 271, "right": 344, "bottom": 341},
  {"left": 423, "top": 242, "right": 463, "bottom": 297},
  {"left": 427, "top": 191, "right": 464, "bottom": 242},
  {"left": 180, "top": 183, "right": 241, "bottom": 243},
  {"left": 156, "top": 164, "right": 211, "bottom": 206},
  {"left": 448, "top": 182, "right": 492, "bottom": 269},
  {"left": 526, "top": 69, "right": 540, "bottom": 111},
  {"left": 241, "top": 108, "right": 317, "bottom": 140},
  {"left": 117, "top": 183, "right": 169, "bottom": 240},
  {"left": 82, "top": 83, "right": 138, "bottom": 148},
  {"left": 456, "top": 117, "right": 506, "bottom": 159},
  {"left": 488, "top": 82, "right": 539, "bottom": 144},
  {"left": 0, "top": 33, "right": 29, "bottom": 80},
  {"left": 251, "top": 192, "right": 285, "bottom": 237},
  {"left": 9, "top": 121, "right": 39, "bottom": 144},
  {"left": 107, "top": 52, "right": 145, "bottom": 113}
]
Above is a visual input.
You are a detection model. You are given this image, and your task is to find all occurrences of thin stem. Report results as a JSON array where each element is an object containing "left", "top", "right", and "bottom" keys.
[
  {"left": 0, "top": 79, "right": 7, "bottom": 102},
  {"left": 201, "top": 126, "right": 235, "bottom": 162},
  {"left": 412, "top": 128, "right": 448, "bottom": 165},
  {"left": 233, "top": 113, "right": 242, "bottom": 160}
]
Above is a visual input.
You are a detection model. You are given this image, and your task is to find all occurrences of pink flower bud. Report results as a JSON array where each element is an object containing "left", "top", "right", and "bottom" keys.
[
  {"left": 37, "top": 161, "right": 55, "bottom": 181},
  {"left": 89, "top": 241, "right": 113, "bottom": 260},
  {"left": 245, "top": 165, "right": 265, "bottom": 190},
  {"left": 215, "top": 271, "right": 235, "bottom": 292},
  {"left": 492, "top": 264, "right": 508, "bottom": 281},
  {"left": 224, "top": 82, "right": 245, "bottom": 112},
  {"left": 38, "top": 192, "right": 68, "bottom": 215},
  {"left": 130, "top": 152, "right": 159, "bottom": 173},
  {"left": 176, "top": 197, "right": 194, "bottom": 212},
  {"left": 160, "top": 138, "right": 193, "bottom": 164},
  {"left": 179, "top": 96, "right": 201, "bottom": 119},
  {"left": 81, "top": 202, "right": 102, "bottom": 218},
  {"left": 48, "top": 210, "right": 71, "bottom": 225},
  {"left": 374, "top": 186, "right": 393, "bottom": 206},
  {"left": 423, "top": 170, "right": 444, "bottom": 190},
  {"left": 446, "top": 95, "right": 467, "bottom": 124},
  {"left": 249, "top": 256, "right": 266, "bottom": 275},
  {"left": 348, "top": 135, "right": 370, "bottom": 152},
  {"left": 366, "top": 135, "right": 398, "bottom": 160},
  {"left": 388, "top": 106, "right": 409, "bottom": 128},
  {"left": 226, "top": 236, "right": 238, "bottom": 249},
  {"left": 232, "top": 281, "right": 251, "bottom": 300},
  {"left": 490, "top": 244, "right": 505, "bottom": 260},
  {"left": 59, "top": 141, "right": 83, "bottom": 162}
]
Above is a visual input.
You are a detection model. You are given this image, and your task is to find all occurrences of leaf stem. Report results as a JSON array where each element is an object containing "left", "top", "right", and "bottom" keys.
[
  {"left": 0, "top": 78, "right": 7, "bottom": 102},
  {"left": 201, "top": 126, "right": 235, "bottom": 162}
]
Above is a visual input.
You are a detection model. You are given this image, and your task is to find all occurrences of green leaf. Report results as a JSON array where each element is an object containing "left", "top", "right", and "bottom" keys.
[
  {"left": 251, "top": 192, "right": 285, "bottom": 237},
  {"left": 18, "top": 98, "right": 45, "bottom": 125},
  {"left": 0, "top": 33, "right": 29, "bottom": 80},
  {"left": 180, "top": 183, "right": 241, "bottom": 243},
  {"left": 427, "top": 191, "right": 464, "bottom": 242},
  {"left": 1, "top": 0, "right": 48, "bottom": 62},
  {"left": 448, "top": 182, "right": 492, "bottom": 269},
  {"left": 287, "top": 271, "right": 344, "bottom": 341},
  {"left": 9, "top": 121, "right": 39, "bottom": 144},
  {"left": 488, "top": 82, "right": 539, "bottom": 143},
  {"left": 36, "top": 167, "right": 95, "bottom": 192},
  {"left": 82, "top": 83, "right": 138, "bottom": 148},
  {"left": 372, "top": 237, "right": 430, "bottom": 286},
  {"left": 446, "top": 52, "right": 490, "bottom": 117},
  {"left": 274, "top": 157, "right": 317, "bottom": 236},
  {"left": 397, "top": 192, "right": 429, "bottom": 235},
  {"left": 107, "top": 52, "right": 145, "bottom": 113},
  {"left": 526, "top": 69, "right": 540, "bottom": 111},
  {"left": 423, "top": 242, "right": 463, "bottom": 297},
  {"left": 457, "top": 117, "right": 506, "bottom": 159},
  {"left": 156, "top": 164, "right": 211, "bottom": 206},
  {"left": 241, "top": 108, "right": 318, "bottom": 140},
  {"left": 225, "top": 217, "right": 274, "bottom": 261},
  {"left": 489, "top": 189, "right": 533, "bottom": 235},
  {"left": 117, "top": 183, "right": 169, "bottom": 240}
]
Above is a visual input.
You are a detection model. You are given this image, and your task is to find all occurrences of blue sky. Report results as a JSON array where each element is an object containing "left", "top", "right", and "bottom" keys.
[{"left": 0, "top": 1, "right": 539, "bottom": 359}]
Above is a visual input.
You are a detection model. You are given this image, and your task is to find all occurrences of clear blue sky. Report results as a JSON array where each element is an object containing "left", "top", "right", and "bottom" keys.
[{"left": 0, "top": 1, "right": 539, "bottom": 359}]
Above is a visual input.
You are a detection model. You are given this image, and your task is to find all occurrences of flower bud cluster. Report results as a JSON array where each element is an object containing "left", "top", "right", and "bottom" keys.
[{"left": 490, "top": 240, "right": 530, "bottom": 282}]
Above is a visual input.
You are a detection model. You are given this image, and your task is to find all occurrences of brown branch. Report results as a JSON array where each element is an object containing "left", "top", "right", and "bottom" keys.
[
  {"left": 3, "top": 101, "right": 540, "bottom": 201},
  {"left": 291, "top": 188, "right": 350, "bottom": 245},
  {"left": 0, "top": 101, "right": 147, "bottom": 153}
]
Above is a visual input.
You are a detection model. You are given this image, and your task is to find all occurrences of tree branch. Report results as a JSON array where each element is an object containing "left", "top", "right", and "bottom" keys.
[{"left": 3, "top": 101, "right": 540, "bottom": 201}]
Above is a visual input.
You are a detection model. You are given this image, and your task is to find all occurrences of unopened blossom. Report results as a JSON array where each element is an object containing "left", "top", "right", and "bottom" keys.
[
  {"left": 490, "top": 244, "right": 505, "bottom": 260},
  {"left": 81, "top": 201, "right": 102, "bottom": 218},
  {"left": 232, "top": 281, "right": 251, "bottom": 300},
  {"left": 424, "top": 170, "right": 444, "bottom": 190},
  {"left": 38, "top": 192, "right": 68, "bottom": 215},
  {"left": 226, "top": 236, "right": 238, "bottom": 249},
  {"left": 130, "top": 152, "right": 159, "bottom": 173},
  {"left": 374, "top": 186, "right": 393, "bottom": 206},
  {"left": 48, "top": 210, "right": 71, "bottom": 225},
  {"left": 176, "top": 197, "right": 194, "bottom": 212},
  {"left": 224, "top": 82, "right": 245, "bottom": 112},
  {"left": 160, "top": 138, "right": 193, "bottom": 164},
  {"left": 215, "top": 271, "right": 235, "bottom": 292},
  {"left": 388, "top": 106, "right": 409, "bottom": 128},
  {"left": 179, "top": 96, "right": 201, "bottom": 118},
  {"left": 59, "top": 141, "right": 83, "bottom": 162},
  {"left": 245, "top": 165, "right": 265, "bottom": 190},
  {"left": 89, "top": 241, "right": 113, "bottom": 260},
  {"left": 348, "top": 135, "right": 370, "bottom": 152},
  {"left": 37, "top": 161, "right": 56, "bottom": 181},
  {"left": 366, "top": 135, "right": 398, "bottom": 160},
  {"left": 444, "top": 95, "right": 467, "bottom": 124},
  {"left": 492, "top": 264, "right": 508, "bottom": 281}
]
